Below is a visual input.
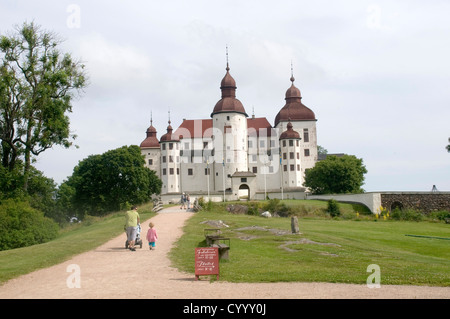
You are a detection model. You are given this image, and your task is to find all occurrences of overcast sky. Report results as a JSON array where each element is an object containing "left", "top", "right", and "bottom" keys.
[{"left": 1, "top": 0, "right": 449, "bottom": 192}]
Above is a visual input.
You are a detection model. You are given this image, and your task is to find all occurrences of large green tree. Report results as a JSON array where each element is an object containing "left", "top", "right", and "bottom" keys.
[
  {"left": 0, "top": 22, "right": 87, "bottom": 190},
  {"left": 63, "top": 145, "right": 162, "bottom": 217},
  {"left": 303, "top": 155, "right": 367, "bottom": 194}
]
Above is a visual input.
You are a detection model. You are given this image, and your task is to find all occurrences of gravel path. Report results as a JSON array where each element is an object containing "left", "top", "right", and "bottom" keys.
[{"left": 0, "top": 206, "right": 448, "bottom": 299}]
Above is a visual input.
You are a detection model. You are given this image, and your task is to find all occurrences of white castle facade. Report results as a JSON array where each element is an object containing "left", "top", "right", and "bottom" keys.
[{"left": 140, "top": 62, "right": 318, "bottom": 203}]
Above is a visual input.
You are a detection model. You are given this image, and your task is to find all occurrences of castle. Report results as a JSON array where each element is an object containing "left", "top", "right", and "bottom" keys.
[{"left": 140, "top": 61, "right": 318, "bottom": 203}]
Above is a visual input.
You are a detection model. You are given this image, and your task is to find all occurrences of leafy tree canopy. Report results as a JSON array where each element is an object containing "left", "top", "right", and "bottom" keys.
[
  {"left": 303, "top": 155, "right": 367, "bottom": 195},
  {"left": 63, "top": 145, "right": 161, "bottom": 217},
  {"left": 0, "top": 21, "right": 87, "bottom": 190}
]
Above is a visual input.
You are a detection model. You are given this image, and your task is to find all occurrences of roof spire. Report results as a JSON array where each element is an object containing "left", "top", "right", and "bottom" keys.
[
  {"left": 226, "top": 44, "right": 230, "bottom": 71},
  {"left": 290, "top": 60, "right": 295, "bottom": 83},
  {"left": 168, "top": 109, "right": 171, "bottom": 125},
  {"left": 150, "top": 110, "right": 153, "bottom": 126}
]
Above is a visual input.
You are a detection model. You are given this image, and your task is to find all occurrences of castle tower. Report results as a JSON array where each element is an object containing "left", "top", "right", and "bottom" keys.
[
  {"left": 274, "top": 72, "right": 318, "bottom": 174},
  {"left": 279, "top": 121, "right": 302, "bottom": 188},
  {"left": 159, "top": 120, "right": 181, "bottom": 194},
  {"left": 210, "top": 60, "right": 249, "bottom": 192},
  {"left": 140, "top": 116, "right": 161, "bottom": 178}
]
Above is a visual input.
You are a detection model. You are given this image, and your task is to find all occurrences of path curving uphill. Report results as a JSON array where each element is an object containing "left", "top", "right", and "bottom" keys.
[{"left": 0, "top": 206, "right": 448, "bottom": 299}]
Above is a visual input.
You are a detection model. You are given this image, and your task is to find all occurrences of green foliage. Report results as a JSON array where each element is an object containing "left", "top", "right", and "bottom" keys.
[
  {"left": 0, "top": 21, "right": 87, "bottom": 189},
  {"left": 65, "top": 145, "right": 162, "bottom": 217},
  {"left": 0, "top": 199, "right": 59, "bottom": 251},
  {"left": 303, "top": 155, "right": 368, "bottom": 194},
  {"left": 327, "top": 199, "right": 341, "bottom": 217},
  {"left": 390, "top": 208, "right": 424, "bottom": 222}
]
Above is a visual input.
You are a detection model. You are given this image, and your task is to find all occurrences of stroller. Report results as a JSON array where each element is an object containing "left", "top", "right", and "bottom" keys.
[{"left": 125, "top": 224, "right": 143, "bottom": 249}]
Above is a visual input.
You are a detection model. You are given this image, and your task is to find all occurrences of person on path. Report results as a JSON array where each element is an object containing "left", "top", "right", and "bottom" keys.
[
  {"left": 125, "top": 206, "right": 140, "bottom": 251},
  {"left": 186, "top": 194, "right": 191, "bottom": 210},
  {"left": 180, "top": 193, "right": 186, "bottom": 209},
  {"left": 146, "top": 222, "right": 158, "bottom": 250}
]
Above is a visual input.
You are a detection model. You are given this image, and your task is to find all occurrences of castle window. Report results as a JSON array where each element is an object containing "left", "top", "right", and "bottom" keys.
[
  {"left": 241, "top": 178, "right": 247, "bottom": 183},
  {"left": 290, "top": 164, "right": 295, "bottom": 171},
  {"left": 289, "top": 152, "right": 294, "bottom": 159},
  {"left": 283, "top": 165, "right": 287, "bottom": 172},
  {"left": 296, "top": 140, "right": 299, "bottom": 147},
  {"left": 260, "top": 140, "right": 265, "bottom": 148},
  {"left": 169, "top": 168, "right": 174, "bottom": 175},
  {"left": 162, "top": 156, "right": 166, "bottom": 163},
  {"left": 248, "top": 140, "right": 253, "bottom": 148},
  {"left": 177, "top": 168, "right": 180, "bottom": 175},
  {"left": 297, "top": 165, "right": 300, "bottom": 171},
  {"left": 304, "top": 149, "right": 310, "bottom": 157},
  {"left": 283, "top": 140, "right": 286, "bottom": 147},
  {"left": 162, "top": 144, "right": 166, "bottom": 150},
  {"left": 188, "top": 168, "right": 193, "bottom": 175},
  {"left": 227, "top": 116, "right": 230, "bottom": 121},
  {"left": 148, "top": 159, "right": 153, "bottom": 165},
  {"left": 303, "top": 129, "right": 309, "bottom": 142},
  {"left": 169, "top": 143, "right": 173, "bottom": 150},
  {"left": 163, "top": 168, "right": 166, "bottom": 175},
  {"left": 283, "top": 153, "right": 287, "bottom": 160},
  {"left": 297, "top": 152, "right": 300, "bottom": 159},
  {"left": 169, "top": 156, "right": 173, "bottom": 163},
  {"left": 252, "top": 167, "right": 257, "bottom": 173},
  {"left": 289, "top": 140, "right": 293, "bottom": 147}
]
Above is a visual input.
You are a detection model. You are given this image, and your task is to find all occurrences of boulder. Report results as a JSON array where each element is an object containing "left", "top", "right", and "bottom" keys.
[{"left": 227, "top": 204, "right": 248, "bottom": 215}]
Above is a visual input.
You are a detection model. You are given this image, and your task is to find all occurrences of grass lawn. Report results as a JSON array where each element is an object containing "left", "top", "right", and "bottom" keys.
[
  {"left": 0, "top": 203, "right": 155, "bottom": 285},
  {"left": 169, "top": 201, "right": 450, "bottom": 286}
]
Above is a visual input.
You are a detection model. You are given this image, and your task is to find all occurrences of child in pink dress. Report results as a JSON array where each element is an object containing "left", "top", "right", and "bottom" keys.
[{"left": 146, "top": 222, "right": 158, "bottom": 250}]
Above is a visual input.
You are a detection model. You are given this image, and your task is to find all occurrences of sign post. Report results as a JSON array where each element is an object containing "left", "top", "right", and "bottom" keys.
[{"left": 195, "top": 247, "right": 219, "bottom": 280}]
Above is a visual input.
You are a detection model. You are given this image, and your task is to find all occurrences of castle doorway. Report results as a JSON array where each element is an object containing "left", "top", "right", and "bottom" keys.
[{"left": 238, "top": 184, "right": 250, "bottom": 200}]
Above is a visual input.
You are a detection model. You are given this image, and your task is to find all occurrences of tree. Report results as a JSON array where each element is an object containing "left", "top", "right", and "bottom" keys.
[
  {"left": 64, "top": 145, "right": 162, "bottom": 217},
  {"left": 0, "top": 22, "right": 87, "bottom": 190},
  {"left": 303, "top": 155, "right": 367, "bottom": 194}
]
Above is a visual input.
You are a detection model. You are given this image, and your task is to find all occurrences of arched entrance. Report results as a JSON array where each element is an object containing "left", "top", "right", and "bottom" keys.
[
  {"left": 238, "top": 184, "right": 250, "bottom": 200},
  {"left": 391, "top": 201, "right": 404, "bottom": 211}
]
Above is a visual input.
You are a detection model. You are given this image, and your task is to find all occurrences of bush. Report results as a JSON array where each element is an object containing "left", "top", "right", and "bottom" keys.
[
  {"left": 0, "top": 199, "right": 59, "bottom": 251},
  {"left": 429, "top": 210, "right": 450, "bottom": 222},
  {"left": 327, "top": 199, "right": 341, "bottom": 217},
  {"left": 390, "top": 208, "right": 423, "bottom": 222}
]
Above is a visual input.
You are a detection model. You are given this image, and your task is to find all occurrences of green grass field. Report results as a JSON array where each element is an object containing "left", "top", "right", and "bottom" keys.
[{"left": 169, "top": 201, "right": 450, "bottom": 286}]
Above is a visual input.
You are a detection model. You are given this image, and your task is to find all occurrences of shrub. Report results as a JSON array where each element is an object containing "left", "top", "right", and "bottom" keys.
[
  {"left": 327, "top": 199, "right": 341, "bottom": 217},
  {"left": 390, "top": 208, "right": 423, "bottom": 222},
  {"left": 429, "top": 210, "right": 450, "bottom": 222},
  {"left": 0, "top": 199, "right": 59, "bottom": 251}
]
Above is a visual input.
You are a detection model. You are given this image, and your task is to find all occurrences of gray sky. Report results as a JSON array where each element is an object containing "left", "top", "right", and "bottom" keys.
[{"left": 1, "top": 0, "right": 449, "bottom": 191}]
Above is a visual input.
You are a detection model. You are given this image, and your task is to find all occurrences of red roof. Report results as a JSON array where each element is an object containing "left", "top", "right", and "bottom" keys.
[
  {"left": 172, "top": 117, "right": 273, "bottom": 139},
  {"left": 174, "top": 119, "right": 213, "bottom": 139},
  {"left": 247, "top": 117, "right": 273, "bottom": 137},
  {"left": 140, "top": 125, "right": 160, "bottom": 148},
  {"left": 274, "top": 79, "right": 316, "bottom": 126}
]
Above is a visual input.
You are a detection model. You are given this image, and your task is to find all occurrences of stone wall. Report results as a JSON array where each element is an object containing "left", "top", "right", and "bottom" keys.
[{"left": 380, "top": 192, "right": 450, "bottom": 213}]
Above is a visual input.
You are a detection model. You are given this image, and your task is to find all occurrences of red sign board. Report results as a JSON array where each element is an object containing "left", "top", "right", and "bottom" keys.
[{"left": 195, "top": 247, "right": 219, "bottom": 280}]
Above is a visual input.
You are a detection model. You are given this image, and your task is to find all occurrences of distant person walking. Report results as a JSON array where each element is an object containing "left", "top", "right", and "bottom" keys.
[
  {"left": 186, "top": 194, "right": 191, "bottom": 210},
  {"left": 125, "top": 206, "right": 140, "bottom": 251},
  {"left": 146, "top": 222, "right": 158, "bottom": 250},
  {"left": 180, "top": 193, "right": 186, "bottom": 209}
]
